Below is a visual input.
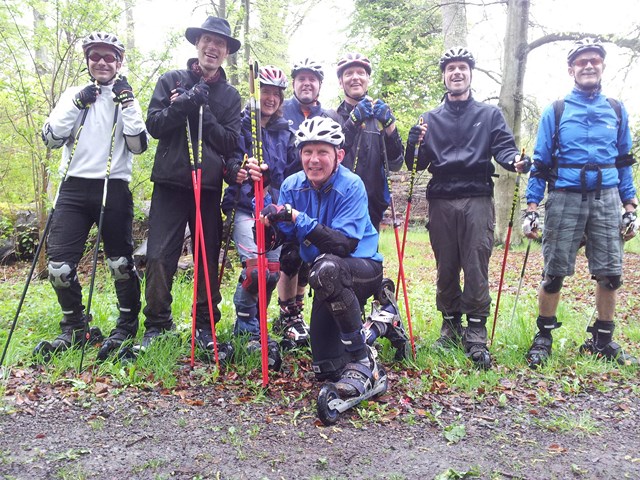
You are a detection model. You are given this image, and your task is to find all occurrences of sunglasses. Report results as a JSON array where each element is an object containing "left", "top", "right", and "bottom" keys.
[
  {"left": 88, "top": 52, "right": 118, "bottom": 63},
  {"left": 572, "top": 57, "right": 603, "bottom": 68}
]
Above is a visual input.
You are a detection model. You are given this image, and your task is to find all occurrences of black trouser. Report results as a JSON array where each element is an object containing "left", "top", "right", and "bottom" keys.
[
  {"left": 309, "top": 255, "right": 383, "bottom": 378},
  {"left": 143, "top": 183, "right": 222, "bottom": 330},
  {"left": 46, "top": 177, "right": 136, "bottom": 325}
]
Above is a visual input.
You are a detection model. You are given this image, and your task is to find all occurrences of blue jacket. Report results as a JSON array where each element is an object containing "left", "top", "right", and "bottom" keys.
[
  {"left": 275, "top": 164, "right": 383, "bottom": 264},
  {"left": 527, "top": 88, "right": 635, "bottom": 204},
  {"left": 221, "top": 107, "right": 298, "bottom": 214}
]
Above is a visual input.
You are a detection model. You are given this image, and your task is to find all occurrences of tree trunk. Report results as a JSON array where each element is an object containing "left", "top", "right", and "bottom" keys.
[
  {"left": 440, "top": 0, "right": 468, "bottom": 48},
  {"left": 495, "top": 0, "right": 530, "bottom": 245},
  {"left": 124, "top": 0, "right": 136, "bottom": 51}
]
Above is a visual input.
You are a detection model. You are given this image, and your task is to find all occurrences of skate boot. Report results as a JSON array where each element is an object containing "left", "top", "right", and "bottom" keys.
[
  {"left": 432, "top": 312, "right": 463, "bottom": 351},
  {"left": 579, "top": 320, "right": 638, "bottom": 366},
  {"left": 247, "top": 336, "right": 282, "bottom": 371},
  {"left": 132, "top": 322, "right": 176, "bottom": 354},
  {"left": 272, "top": 299, "right": 310, "bottom": 350},
  {"left": 525, "top": 316, "right": 562, "bottom": 369},
  {"left": 33, "top": 314, "right": 102, "bottom": 362},
  {"left": 363, "top": 279, "right": 409, "bottom": 360},
  {"left": 317, "top": 345, "right": 388, "bottom": 426},
  {"left": 97, "top": 306, "right": 140, "bottom": 362},
  {"left": 194, "top": 327, "right": 234, "bottom": 365},
  {"left": 463, "top": 316, "right": 491, "bottom": 370}
]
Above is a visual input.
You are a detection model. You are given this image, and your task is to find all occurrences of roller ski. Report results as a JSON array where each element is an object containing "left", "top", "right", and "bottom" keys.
[
  {"left": 32, "top": 315, "right": 103, "bottom": 363},
  {"left": 316, "top": 347, "right": 388, "bottom": 426},
  {"left": 363, "top": 278, "right": 409, "bottom": 360},
  {"left": 272, "top": 298, "right": 310, "bottom": 350},
  {"left": 121, "top": 324, "right": 176, "bottom": 362}
]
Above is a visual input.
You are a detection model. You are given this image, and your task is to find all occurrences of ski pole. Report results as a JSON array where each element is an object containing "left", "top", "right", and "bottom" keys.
[
  {"left": 249, "top": 61, "right": 270, "bottom": 387},
  {"left": 79, "top": 104, "right": 120, "bottom": 372},
  {"left": 378, "top": 120, "right": 416, "bottom": 359},
  {"left": 396, "top": 115, "right": 424, "bottom": 299},
  {"left": 490, "top": 148, "right": 525, "bottom": 345},
  {"left": 187, "top": 104, "right": 220, "bottom": 369},
  {"left": 509, "top": 237, "right": 532, "bottom": 324},
  {"left": 218, "top": 156, "right": 248, "bottom": 286},
  {"left": 0, "top": 105, "right": 92, "bottom": 368}
]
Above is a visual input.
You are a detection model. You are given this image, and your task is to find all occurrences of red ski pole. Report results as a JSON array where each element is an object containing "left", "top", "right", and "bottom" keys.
[
  {"left": 379, "top": 119, "right": 416, "bottom": 359},
  {"left": 490, "top": 149, "right": 525, "bottom": 345},
  {"left": 249, "top": 62, "right": 270, "bottom": 387},
  {"left": 397, "top": 115, "right": 424, "bottom": 299}
]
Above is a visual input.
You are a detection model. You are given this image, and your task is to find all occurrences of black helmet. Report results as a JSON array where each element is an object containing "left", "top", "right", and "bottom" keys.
[
  {"left": 567, "top": 38, "right": 606, "bottom": 65},
  {"left": 82, "top": 32, "right": 125, "bottom": 60},
  {"left": 439, "top": 47, "right": 475, "bottom": 71}
]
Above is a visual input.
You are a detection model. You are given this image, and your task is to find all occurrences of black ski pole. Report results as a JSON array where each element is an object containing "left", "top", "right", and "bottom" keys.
[
  {"left": 509, "top": 237, "right": 532, "bottom": 324},
  {"left": 78, "top": 104, "right": 120, "bottom": 372},
  {"left": 1, "top": 106, "right": 91, "bottom": 368}
]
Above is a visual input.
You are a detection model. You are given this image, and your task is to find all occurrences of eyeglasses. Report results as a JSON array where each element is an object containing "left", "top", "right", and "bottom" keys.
[
  {"left": 88, "top": 52, "right": 118, "bottom": 63},
  {"left": 572, "top": 57, "right": 603, "bottom": 68}
]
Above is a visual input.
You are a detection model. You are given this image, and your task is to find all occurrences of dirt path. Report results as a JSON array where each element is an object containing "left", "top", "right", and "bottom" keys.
[{"left": 2, "top": 371, "right": 639, "bottom": 480}]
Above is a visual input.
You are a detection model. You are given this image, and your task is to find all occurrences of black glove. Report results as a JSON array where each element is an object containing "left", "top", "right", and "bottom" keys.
[
  {"left": 373, "top": 99, "right": 395, "bottom": 128},
  {"left": 519, "top": 154, "right": 532, "bottom": 174},
  {"left": 73, "top": 84, "right": 99, "bottom": 110},
  {"left": 349, "top": 98, "right": 373, "bottom": 125},
  {"left": 407, "top": 125, "right": 423, "bottom": 146},
  {"left": 112, "top": 76, "right": 135, "bottom": 105},
  {"left": 261, "top": 204, "right": 293, "bottom": 223},
  {"left": 188, "top": 81, "right": 209, "bottom": 106}
]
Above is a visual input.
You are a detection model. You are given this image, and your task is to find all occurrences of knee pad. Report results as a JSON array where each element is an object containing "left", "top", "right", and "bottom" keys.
[
  {"left": 280, "top": 243, "right": 302, "bottom": 277},
  {"left": 308, "top": 254, "right": 351, "bottom": 303},
  {"left": 48, "top": 261, "right": 77, "bottom": 289},
  {"left": 240, "top": 258, "right": 260, "bottom": 294},
  {"left": 593, "top": 274, "right": 622, "bottom": 291},
  {"left": 266, "top": 262, "right": 280, "bottom": 292},
  {"left": 541, "top": 274, "right": 564, "bottom": 294},
  {"left": 106, "top": 256, "right": 137, "bottom": 282}
]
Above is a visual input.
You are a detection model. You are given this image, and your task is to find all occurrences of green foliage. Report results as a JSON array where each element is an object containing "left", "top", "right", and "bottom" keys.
[{"left": 346, "top": 0, "right": 445, "bottom": 136}]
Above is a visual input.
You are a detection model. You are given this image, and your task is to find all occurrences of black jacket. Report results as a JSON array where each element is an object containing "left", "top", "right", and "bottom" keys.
[
  {"left": 146, "top": 60, "right": 241, "bottom": 192},
  {"left": 408, "top": 96, "right": 518, "bottom": 199},
  {"left": 331, "top": 101, "right": 404, "bottom": 228}
]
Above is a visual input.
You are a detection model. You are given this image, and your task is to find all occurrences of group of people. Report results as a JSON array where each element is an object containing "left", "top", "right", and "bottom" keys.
[{"left": 35, "top": 13, "right": 637, "bottom": 399}]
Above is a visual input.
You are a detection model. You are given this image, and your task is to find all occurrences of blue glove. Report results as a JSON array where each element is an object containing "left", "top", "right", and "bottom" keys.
[
  {"left": 188, "top": 81, "right": 209, "bottom": 106},
  {"left": 373, "top": 99, "right": 395, "bottom": 128},
  {"left": 349, "top": 98, "right": 373, "bottom": 125},
  {"left": 407, "top": 125, "right": 423, "bottom": 146}
]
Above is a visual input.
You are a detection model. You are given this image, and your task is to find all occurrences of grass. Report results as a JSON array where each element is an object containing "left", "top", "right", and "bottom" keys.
[{"left": 1, "top": 227, "right": 638, "bottom": 408}]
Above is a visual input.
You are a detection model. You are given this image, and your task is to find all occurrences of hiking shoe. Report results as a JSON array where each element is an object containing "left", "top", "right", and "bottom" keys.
[
  {"left": 247, "top": 337, "right": 282, "bottom": 371},
  {"left": 579, "top": 339, "right": 638, "bottom": 366},
  {"left": 431, "top": 313, "right": 463, "bottom": 351},
  {"left": 463, "top": 317, "right": 491, "bottom": 369},
  {"left": 526, "top": 333, "right": 553, "bottom": 369},
  {"left": 33, "top": 316, "right": 102, "bottom": 362}
]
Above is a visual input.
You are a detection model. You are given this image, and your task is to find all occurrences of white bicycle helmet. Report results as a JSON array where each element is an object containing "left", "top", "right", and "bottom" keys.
[
  {"left": 82, "top": 32, "right": 125, "bottom": 60},
  {"left": 291, "top": 58, "right": 324, "bottom": 81},
  {"left": 295, "top": 118, "right": 344, "bottom": 148},
  {"left": 567, "top": 38, "right": 606, "bottom": 65},
  {"left": 259, "top": 65, "right": 288, "bottom": 89},
  {"left": 336, "top": 52, "right": 372, "bottom": 77},
  {"left": 439, "top": 47, "right": 475, "bottom": 71}
]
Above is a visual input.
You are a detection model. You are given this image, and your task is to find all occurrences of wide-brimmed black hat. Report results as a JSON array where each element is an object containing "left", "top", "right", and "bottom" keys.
[{"left": 185, "top": 16, "right": 241, "bottom": 54}]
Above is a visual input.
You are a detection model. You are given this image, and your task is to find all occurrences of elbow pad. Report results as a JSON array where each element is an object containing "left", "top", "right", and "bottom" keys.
[
  {"left": 125, "top": 132, "right": 149, "bottom": 154},
  {"left": 41, "top": 122, "right": 68, "bottom": 149}
]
